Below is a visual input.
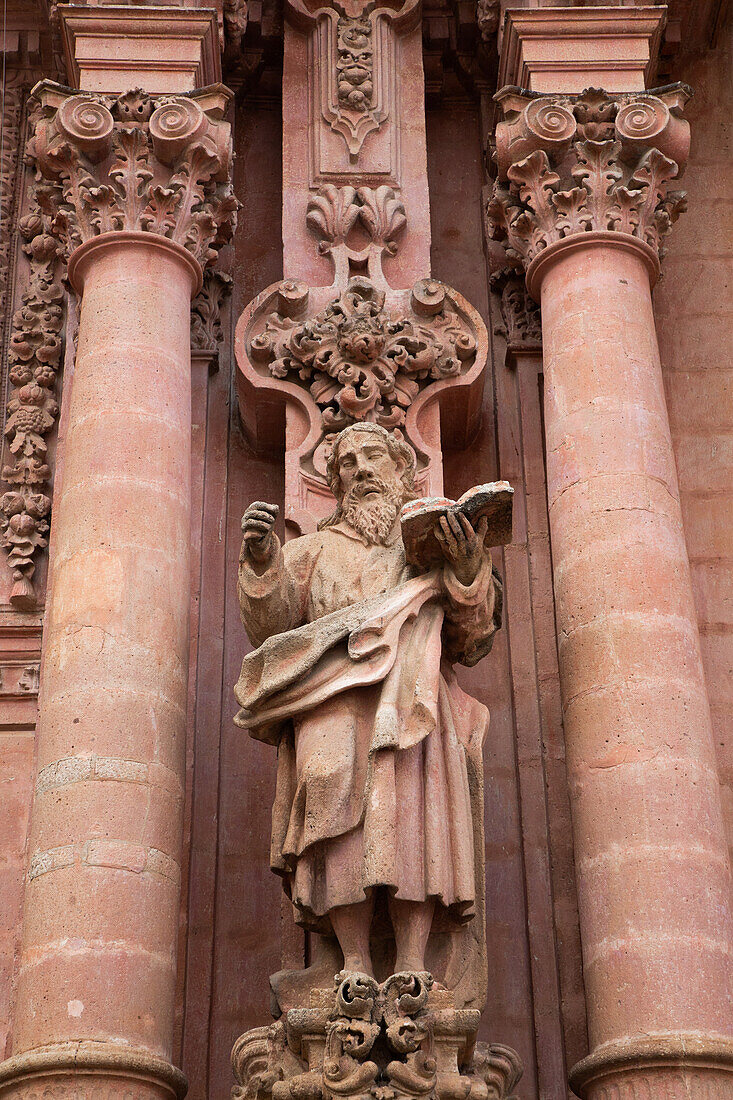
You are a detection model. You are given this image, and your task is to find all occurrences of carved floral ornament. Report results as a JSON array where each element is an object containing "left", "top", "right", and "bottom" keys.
[
  {"left": 0, "top": 200, "right": 64, "bottom": 609},
  {"left": 236, "top": 179, "right": 487, "bottom": 471},
  {"left": 487, "top": 85, "right": 691, "bottom": 278},
  {"left": 250, "top": 275, "right": 476, "bottom": 434}
]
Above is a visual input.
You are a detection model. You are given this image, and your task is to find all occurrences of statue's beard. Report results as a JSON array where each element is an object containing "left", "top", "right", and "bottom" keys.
[{"left": 342, "top": 477, "right": 404, "bottom": 545}]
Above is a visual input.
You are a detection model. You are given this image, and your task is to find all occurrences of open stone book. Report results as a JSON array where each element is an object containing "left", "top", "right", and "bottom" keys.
[{"left": 400, "top": 481, "right": 514, "bottom": 570}]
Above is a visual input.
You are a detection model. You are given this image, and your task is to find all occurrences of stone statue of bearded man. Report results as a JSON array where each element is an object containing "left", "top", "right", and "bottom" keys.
[{"left": 235, "top": 423, "right": 502, "bottom": 998}]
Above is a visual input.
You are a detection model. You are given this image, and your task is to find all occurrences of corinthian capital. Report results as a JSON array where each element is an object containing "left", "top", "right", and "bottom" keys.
[
  {"left": 26, "top": 83, "right": 237, "bottom": 269},
  {"left": 487, "top": 85, "right": 691, "bottom": 274}
]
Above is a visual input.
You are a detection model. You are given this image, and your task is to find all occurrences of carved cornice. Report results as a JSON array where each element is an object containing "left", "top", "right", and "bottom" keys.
[
  {"left": 487, "top": 85, "right": 691, "bottom": 281},
  {"left": 55, "top": 5, "right": 222, "bottom": 92},
  {"left": 26, "top": 82, "right": 237, "bottom": 269}
]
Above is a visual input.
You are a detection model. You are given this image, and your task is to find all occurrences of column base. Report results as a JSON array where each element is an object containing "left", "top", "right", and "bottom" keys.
[
  {"left": 525, "top": 230, "right": 660, "bottom": 302},
  {"left": 0, "top": 1043, "right": 187, "bottom": 1100},
  {"left": 570, "top": 1035, "right": 733, "bottom": 1099}
]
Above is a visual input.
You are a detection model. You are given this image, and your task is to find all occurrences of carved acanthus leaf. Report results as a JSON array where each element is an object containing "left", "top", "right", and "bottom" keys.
[
  {"left": 191, "top": 269, "right": 233, "bottom": 353},
  {"left": 27, "top": 84, "right": 237, "bottom": 269},
  {"left": 488, "top": 86, "right": 691, "bottom": 268}
]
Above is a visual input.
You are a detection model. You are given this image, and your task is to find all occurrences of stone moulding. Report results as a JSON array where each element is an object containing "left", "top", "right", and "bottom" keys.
[
  {"left": 0, "top": 1041, "right": 188, "bottom": 1100},
  {"left": 231, "top": 972, "right": 522, "bottom": 1100},
  {"left": 569, "top": 1033, "right": 733, "bottom": 1098},
  {"left": 486, "top": 84, "right": 691, "bottom": 284}
]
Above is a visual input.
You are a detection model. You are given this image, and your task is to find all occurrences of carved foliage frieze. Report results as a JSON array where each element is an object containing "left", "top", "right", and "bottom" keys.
[
  {"left": 27, "top": 84, "right": 237, "bottom": 268},
  {"left": 487, "top": 86, "right": 691, "bottom": 269}
]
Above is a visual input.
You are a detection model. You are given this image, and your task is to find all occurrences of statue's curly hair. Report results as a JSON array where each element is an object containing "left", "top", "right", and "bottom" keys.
[{"left": 319, "top": 423, "right": 418, "bottom": 531}]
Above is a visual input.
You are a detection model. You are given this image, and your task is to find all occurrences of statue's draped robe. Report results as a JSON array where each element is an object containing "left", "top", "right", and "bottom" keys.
[{"left": 235, "top": 521, "right": 501, "bottom": 941}]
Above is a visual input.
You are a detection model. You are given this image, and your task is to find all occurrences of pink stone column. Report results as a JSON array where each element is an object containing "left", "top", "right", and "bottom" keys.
[
  {"left": 0, "top": 233, "right": 201, "bottom": 1099},
  {"left": 527, "top": 232, "right": 733, "bottom": 1098}
]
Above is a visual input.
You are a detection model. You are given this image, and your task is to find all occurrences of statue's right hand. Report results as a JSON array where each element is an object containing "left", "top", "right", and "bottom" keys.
[{"left": 241, "top": 501, "right": 279, "bottom": 563}]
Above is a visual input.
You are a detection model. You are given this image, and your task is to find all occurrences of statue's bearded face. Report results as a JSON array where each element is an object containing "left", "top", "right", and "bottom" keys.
[{"left": 336, "top": 435, "right": 406, "bottom": 545}]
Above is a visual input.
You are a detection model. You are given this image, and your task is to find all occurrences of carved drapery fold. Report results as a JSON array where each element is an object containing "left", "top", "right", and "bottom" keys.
[
  {"left": 4, "top": 81, "right": 237, "bottom": 609},
  {"left": 487, "top": 85, "right": 691, "bottom": 288}
]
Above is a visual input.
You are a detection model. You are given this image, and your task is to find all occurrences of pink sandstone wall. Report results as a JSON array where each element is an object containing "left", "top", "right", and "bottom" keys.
[{"left": 655, "top": 17, "right": 733, "bottom": 862}]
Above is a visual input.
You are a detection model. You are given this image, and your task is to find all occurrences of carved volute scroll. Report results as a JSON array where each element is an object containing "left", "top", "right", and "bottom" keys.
[
  {"left": 487, "top": 85, "right": 691, "bottom": 294},
  {"left": 5, "top": 82, "right": 237, "bottom": 609}
]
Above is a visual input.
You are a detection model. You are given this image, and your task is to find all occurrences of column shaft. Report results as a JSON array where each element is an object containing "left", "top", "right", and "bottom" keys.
[
  {"left": 536, "top": 235, "right": 733, "bottom": 1097},
  {"left": 0, "top": 234, "right": 198, "bottom": 1100}
]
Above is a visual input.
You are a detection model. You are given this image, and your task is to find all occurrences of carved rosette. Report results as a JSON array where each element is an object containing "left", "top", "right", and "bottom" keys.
[
  {"left": 2, "top": 82, "right": 237, "bottom": 609},
  {"left": 487, "top": 85, "right": 691, "bottom": 285},
  {"left": 231, "top": 973, "right": 523, "bottom": 1100}
]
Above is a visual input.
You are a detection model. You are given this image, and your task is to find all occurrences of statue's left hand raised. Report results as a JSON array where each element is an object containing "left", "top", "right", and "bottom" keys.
[
  {"left": 241, "top": 501, "right": 279, "bottom": 565},
  {"left": 435, "top": 512, "right": 488, "bottom": 587}
]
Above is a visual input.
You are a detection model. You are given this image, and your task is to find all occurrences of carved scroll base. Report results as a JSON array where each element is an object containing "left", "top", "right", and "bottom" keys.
[{"left": 231, "top": 973, "right": 522, "bottom": 1100}]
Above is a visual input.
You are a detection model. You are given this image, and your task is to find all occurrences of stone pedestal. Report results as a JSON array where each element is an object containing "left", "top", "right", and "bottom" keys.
[{"left": 232, "top": 974, "right": 522, "bottom": 1100}]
